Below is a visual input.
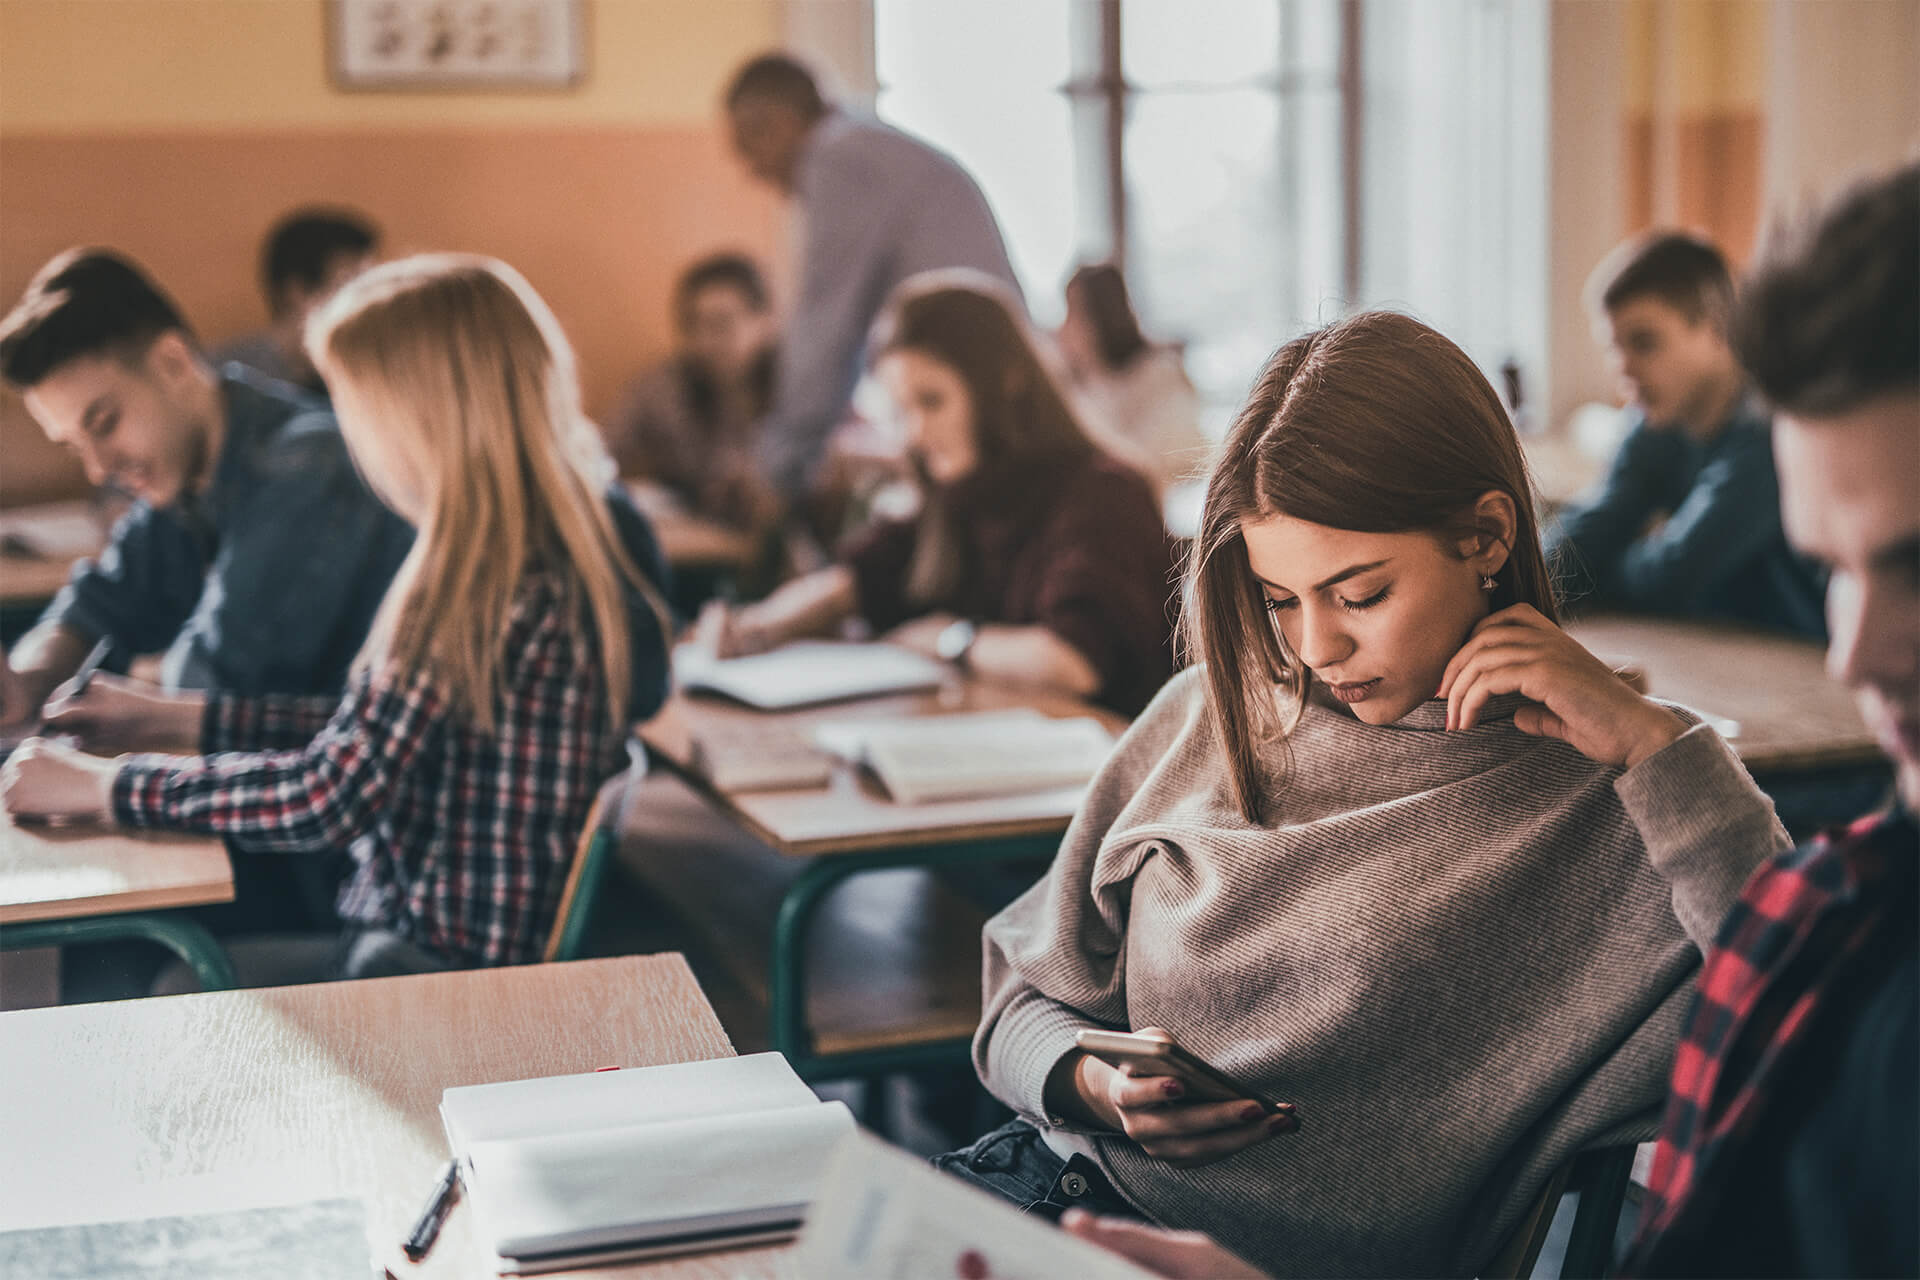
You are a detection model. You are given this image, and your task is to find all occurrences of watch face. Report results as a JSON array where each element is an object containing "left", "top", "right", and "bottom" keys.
[{"left": 936, "top": 619, "right": 977, "bottom": 664}]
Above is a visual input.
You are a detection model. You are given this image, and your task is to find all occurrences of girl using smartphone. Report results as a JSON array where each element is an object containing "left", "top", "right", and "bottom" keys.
[
  {"left": 946, "top": 311, "right": 1788, "bottom": 1277},
  {"left": 697, "top": 270, "right": 1176, "bottom": 716},
  {"left": 1, "top": 254, "right": 672, "bottom": 980}
]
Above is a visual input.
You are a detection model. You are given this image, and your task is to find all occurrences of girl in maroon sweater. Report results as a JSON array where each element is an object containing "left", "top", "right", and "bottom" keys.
[{"left": 700, "top": 271, "right": 1177, "bottom": 716}]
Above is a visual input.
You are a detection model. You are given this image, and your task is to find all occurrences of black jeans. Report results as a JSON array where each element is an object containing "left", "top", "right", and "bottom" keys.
[{"left": 932, "top": 1118, "right": 1147, "bottom": 1223}]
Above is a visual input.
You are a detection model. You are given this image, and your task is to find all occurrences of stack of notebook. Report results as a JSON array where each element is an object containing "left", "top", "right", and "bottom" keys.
[{"left": 440, "top": 1052, "right": 852, "bottom": 1273}]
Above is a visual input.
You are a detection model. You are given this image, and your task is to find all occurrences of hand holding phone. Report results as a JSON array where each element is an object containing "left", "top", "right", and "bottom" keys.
[{"left": 1062, "top": 1028, "right": 1298, "bottom": 1170}]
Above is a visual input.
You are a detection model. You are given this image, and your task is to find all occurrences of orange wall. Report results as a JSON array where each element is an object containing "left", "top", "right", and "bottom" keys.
[{"left": 0, "top": 0, "right": 786, "bottom": 505}]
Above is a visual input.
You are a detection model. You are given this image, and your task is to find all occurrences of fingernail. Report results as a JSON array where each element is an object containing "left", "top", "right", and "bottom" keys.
[
  {"left": 1161, "top": 1079, "right": 1184, "bottom": 1099},
  {"left": 1240, "top": 1102, "right": 1264, "bottom": 1122},
  {"left": 1268, "top": 1113, "right": 1298, "bottom": 1135}
]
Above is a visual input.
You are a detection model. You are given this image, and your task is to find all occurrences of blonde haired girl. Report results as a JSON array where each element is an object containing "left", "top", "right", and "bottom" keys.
[{"left": 3, "top": 254, "right": 673, "bottom": 980}]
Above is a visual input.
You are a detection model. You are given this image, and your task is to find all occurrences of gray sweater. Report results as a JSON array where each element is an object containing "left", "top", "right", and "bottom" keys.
[{"left": 974, "top": 668, "right": 1789, "bottom": 1278}]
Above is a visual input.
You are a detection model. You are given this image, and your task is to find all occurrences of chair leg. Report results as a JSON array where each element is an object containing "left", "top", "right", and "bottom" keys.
[
  {"left": 1562, "top": 1148, "right": 1636, "bottom": 1279},
  {"left": 858, "top": 1073, "right": 893, "bottom": 1138}
]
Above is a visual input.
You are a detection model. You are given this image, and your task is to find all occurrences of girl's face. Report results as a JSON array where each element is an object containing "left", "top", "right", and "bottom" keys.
[
  {"left": 877, "top": 349, "right": 980, "bottom": 486},
  {"left": 1240, "top": 510, "right": 1509, "bottom": 725},
  {"left": 682, "top": 282, "right": 772, "bottom": 384}
]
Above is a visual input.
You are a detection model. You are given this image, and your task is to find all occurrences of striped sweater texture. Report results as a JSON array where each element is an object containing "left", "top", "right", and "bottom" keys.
[{"left": 974, "top": 667, "right": 1789, "bottom": 1278}]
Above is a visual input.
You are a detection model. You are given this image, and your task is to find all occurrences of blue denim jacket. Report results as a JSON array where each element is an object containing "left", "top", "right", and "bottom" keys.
[
  {"left": 42, "top": 367, "right": 414, "bottom": 696},
  {"left": 1546, "top": 393, "right": 1829, "bottom": 639}
]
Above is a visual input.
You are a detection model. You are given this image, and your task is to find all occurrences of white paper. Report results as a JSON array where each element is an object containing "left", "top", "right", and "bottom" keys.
[
  {"left": 813, "top": 711, "right": 1116, "bottom": 804},
  {"left": 440, "top": 1052, "right": 817, "bottom": 1153},
  {"left": 467, "top": 1101, "right": 855, "bottom": 1260},
  {"left": 796, "top": 1130, "right": 1158, "bottom": 1280},
  {"left": 675, "top": 642, "right": 948, "bottom": 710}
]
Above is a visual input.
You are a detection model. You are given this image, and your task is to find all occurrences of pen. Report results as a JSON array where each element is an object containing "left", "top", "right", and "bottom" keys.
[
  {"left": 68, "top": 635, "right": 114, "bottom": 698},
  {"left": 401, "top": 1158, "right": 462, "bottom": 1264}
]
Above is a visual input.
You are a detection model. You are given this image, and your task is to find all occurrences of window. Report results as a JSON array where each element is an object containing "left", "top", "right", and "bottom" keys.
[{"left": 875, "top": 0, "right": 1545, "bottom": 433}]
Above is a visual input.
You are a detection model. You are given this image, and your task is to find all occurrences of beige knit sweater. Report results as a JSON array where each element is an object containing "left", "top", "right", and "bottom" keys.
[{"left": 974, "top": 667, "right": 1789, "bottom": 1278}]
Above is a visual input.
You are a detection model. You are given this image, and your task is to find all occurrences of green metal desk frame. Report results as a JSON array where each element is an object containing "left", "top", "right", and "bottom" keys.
[
  {"left": 770, "top": 831, "right": 1058, "bottom": 1082},
  {"left": 2, "top": 912, "right": 237, "bottom": 992}
]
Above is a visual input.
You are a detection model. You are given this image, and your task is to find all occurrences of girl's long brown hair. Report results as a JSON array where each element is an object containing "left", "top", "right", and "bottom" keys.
[
  {"left": 868, "top": 270, "right": 1105, "bottom": 605},
  {"left": 1182, "top": 310, "right": 1556, "bottom": 822},
  {"left": 309, "top": 254, "right": 669, "bottom": 732}
]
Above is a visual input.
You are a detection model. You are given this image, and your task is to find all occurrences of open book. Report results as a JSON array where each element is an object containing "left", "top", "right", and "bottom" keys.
[
  {"left": 813, "top": 708, "right": 1118, "bottom": 804},
  {"left": 441, "top": 1052, "right": 853, "bottom": 1274},
  {"left": 675, "top": 642, "right": 949, "bottom": 711},
  {"left": 797, "top": 1129, "right": 1158, "bottom": 1279}
]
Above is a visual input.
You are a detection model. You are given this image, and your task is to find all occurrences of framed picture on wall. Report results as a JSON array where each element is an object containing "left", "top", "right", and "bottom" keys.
[{"left": 330, "top": 0, "right": 586, "bottom": 89}]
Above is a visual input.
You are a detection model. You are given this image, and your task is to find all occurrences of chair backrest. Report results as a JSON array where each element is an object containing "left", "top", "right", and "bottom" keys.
[
  {"left": 544, "top": 745, "right": 641, "bottom": 964},
  {"left": 1480, "top": 1146, "right": 1639, "bottom": 1280}
]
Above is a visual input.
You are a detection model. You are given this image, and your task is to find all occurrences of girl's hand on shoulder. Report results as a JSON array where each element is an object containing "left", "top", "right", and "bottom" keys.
[
  {"left": 1073, "top": 1028, "right": 1298, "bottom": 1170},
  {"left": 1438, "top": 604, "right": 1686, "bottom": 769},
  {"left": 0, "top": 738, "right": 120, "bottom": 824}
]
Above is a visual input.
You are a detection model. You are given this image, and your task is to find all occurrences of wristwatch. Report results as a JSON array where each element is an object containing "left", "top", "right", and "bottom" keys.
[{"left": 934, "top": 618, "right": 979, "bottom": 669}]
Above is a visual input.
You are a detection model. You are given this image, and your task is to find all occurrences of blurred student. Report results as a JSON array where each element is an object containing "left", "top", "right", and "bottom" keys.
[
  {"left": 0, "top": 254, "right": 673, "bottom": 983},
  {"left": 1624, "top": 162, "right": 1918, "bottom": 1279},
  {"left": 1548, "top": 231, "right": 1826, "bottom": 637},
  {"left": 212, "top": 206, "right": 379, "bottom": 394},
  {"left": 603, "top": 252, "right": 779, "bottom": 529},
  {"left": 723, "top": 53, "right": 1021, "bottom": 506},
  {"left": 1044, "top": 167, "right": 1920, "bottom": 1280},
  {"left": 697, "top": 272, "right": 1174, "bottom": 717},
  {"left": 0, "top": 248, "right": 411, "bottom": 723},
  {"left": 1059, "top": 263, "right": 1209, "bottom": 493},
  {"left": 945, "top": 310, "right": 1781, "bottom": 1277}
]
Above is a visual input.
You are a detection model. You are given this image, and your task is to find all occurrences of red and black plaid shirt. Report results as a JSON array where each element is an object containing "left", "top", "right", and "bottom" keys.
[
  {"left": 1625, "top": 804, "right": 1918, "bottom": 1272},
  {"left": 114, "top": 570, "right": 635, "bottom": 968}
]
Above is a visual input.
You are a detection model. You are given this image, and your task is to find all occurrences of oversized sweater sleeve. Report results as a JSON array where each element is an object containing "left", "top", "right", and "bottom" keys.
[
  {"left": 973, "top": 671, "right": 1205, "bottom": 1122},
  {"left": 1614, "top": 721, "right": 1793, "bottom": 949}
]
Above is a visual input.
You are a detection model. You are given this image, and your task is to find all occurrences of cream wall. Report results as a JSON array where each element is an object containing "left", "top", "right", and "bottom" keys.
[
  {"left": 0, "top": 0, "right": 781, "bottom": 131},
  {"left": 1765, "top": 0, "right": 1920, "bottom": 211}
]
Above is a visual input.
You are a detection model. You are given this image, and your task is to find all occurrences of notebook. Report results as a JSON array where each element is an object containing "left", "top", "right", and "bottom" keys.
[
  {"left": 812, "top": 709, "right": 1118, "bottom": 804},
  {"left": 796, "top": 1129, "right": 1158, "bottom": 1279},
  {"left": 675, "top": 642, "right": 949, "bottom": 710},
  {"left": 440, "top": 1052, "right": 853, "bottom": 1274}
]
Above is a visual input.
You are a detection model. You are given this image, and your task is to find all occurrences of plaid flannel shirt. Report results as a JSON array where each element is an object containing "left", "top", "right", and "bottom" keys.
[
  {"left": 1625, "top": 804, "right": 1918, "bottom": 1272},
  {"left": 114, "top": 570, "right": 634, "bottom": 967}
]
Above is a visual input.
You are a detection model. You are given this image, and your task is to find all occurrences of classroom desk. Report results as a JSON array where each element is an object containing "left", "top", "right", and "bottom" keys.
[
  {"left": 640, "top": 676, "right": 1127, "bottom": 1079},
  {"left": 623, "top": 480, "right": 761, "bottom": 575},
  {"left": 0, "top": 953, "right": 790, "bottom": 1279},
  {"left": 0, "top": 794, "right": 236, "bottom": 990},
  {"left": 0, "top": 498, "right": 108, "bottom": 608},
  {"left": 1567, "top": 615, "right": 1877, "bottom": 776}
]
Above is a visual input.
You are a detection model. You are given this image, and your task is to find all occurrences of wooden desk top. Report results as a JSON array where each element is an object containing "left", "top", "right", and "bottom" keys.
[
  {"left": 0, "top": 499, "right": 108, "bottom": 607},
  {"left": 0, "top": 954, "right": 791, "bottom": 1279},
  {"left": 641, "top": 675, "right": 1129, "bottom": 858},
  {"left": 0, "top": 551, "right": 80, "bottom": 606},
  {"left": 1568, "top": 615, "right": 1877, "bottom": 775},
  {"left": 0, "top": 803, "right": 232, "bottom": 926},
  {"left": 623, "top": 482, "right": 759, "bottom": 572}
]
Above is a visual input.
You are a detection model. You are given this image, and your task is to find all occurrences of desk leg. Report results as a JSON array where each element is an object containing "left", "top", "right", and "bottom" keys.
[
  {"left": 770, "top": 836, "right": 1057, "bottom": 1081},
  {"left": 0, "top": 913, "right": 237, "bottom": 992}
]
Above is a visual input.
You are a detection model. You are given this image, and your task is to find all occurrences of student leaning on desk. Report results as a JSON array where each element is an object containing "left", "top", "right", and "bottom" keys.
[
  {"left": 0, "top": 254, "right": 672, "bottom": 986},
  {"left": 697, "top": 271, "right": 1177, "bottom": 716},
  {"left": 934, "top": 310, "right": 1788, "bottom": 1278}
]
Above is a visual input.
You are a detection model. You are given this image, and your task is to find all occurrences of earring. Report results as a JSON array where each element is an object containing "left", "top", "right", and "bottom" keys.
[{"left": 1480, "top": 573, "right": 1497, "bottom": 591}]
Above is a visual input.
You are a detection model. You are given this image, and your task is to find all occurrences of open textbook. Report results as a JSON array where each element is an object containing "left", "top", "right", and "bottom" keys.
[
  {"left": 676, "top": 642, "right": 949, "bottom": 710},
  {"left": 813, "top": 708, "right": 1118, "bottom": 804},
  {"left": 796, "top": 1129, "right": 1158, "bottom": 1280},
  {"left": 440, "top": 1052, "right": 853, "bottom": 1274}
]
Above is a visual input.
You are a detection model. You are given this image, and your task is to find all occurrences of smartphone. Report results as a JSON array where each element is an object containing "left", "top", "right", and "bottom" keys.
[{"left": 1074, "top": 1029, "right": 1286, "bottom": 1115}]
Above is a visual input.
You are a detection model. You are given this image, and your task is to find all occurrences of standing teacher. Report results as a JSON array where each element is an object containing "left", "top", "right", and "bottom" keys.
[{"left": 723, "top": 52, "right": 1022, "bottom": 506}]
